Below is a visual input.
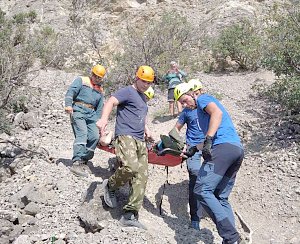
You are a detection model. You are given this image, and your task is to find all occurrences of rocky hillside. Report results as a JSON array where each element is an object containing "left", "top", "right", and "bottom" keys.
[
  {"left": 0, "top": 0, "right": 299, "bottom": 244},
  {"left": 1, "top": 68, "right": 299, "bottom": 244}
]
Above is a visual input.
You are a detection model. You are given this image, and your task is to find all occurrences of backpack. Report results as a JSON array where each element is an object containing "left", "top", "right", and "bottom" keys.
[{"left": 157, "top": 128, "right": 185, "bottom": 156}]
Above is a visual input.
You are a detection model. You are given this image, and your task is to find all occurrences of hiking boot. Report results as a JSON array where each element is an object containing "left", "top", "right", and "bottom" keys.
[
  {"left": 223, "top": 237, "right": 247, "bottom": 244},
  {"left": 119, "top": 212, "right": 147, "bottom": 230},
  {"left": 102, "top": 179, "right": 117, "bottom": 208},
  {"left": 234, "top": 237, "right": 247, "bottom": 244},
  {"left": 190, "top": 220, "right": 200, "bottom": 230},
  {"left": 69, "top": 160, "right": 90, "bottom": 177}
]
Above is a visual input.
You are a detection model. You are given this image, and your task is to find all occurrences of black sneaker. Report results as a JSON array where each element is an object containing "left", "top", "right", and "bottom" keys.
[
  {"left": 119, "top": 212, "right": 147, "bottom": 230},
  {"left": 102, "top": 179, "right": 117, "bottom": 208},
  {"left": 223, "top": 237, "right": 247, "bottom": 244},
  {"left": 69, "top": 160, "right": 90, "bottom": 177}
]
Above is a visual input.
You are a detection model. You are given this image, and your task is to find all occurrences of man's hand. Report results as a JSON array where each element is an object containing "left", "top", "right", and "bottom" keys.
[
  {"left": 96, "top": 118, "right": 108, "bottom": 135},
  {"left": 202, "top": 136, "right": 213, "bottom": 161},
  {"left": 65, "top": 106, "right": 73, "bottom": 114},
  {"left": 184, "top": 146, "right": 198, "bottom": 158}
]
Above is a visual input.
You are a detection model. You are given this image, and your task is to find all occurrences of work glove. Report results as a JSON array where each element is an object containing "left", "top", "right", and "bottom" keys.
[
  {"left": 184, "top": 146, "right": 198, "bottom": 158},
  {"left": 202, "top": 136, "right": 213, "bottom": 161}
]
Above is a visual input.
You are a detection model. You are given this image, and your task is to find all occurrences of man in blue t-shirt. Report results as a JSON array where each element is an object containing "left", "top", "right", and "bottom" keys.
[
  {"left": 174, "top": 82, "right": 245, "bottom": 244},
  {"left": 173, "top": 79, "right": 205, "bottom": 230},
  {"left": 96, "top": 66, "right": 155, "bottom": 230}
]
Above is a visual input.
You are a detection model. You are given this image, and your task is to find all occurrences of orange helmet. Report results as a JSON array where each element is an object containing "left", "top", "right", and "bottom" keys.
[
  {"left": 136, "top": 65, "right": 155, "bottom": 82},
  {"left": 92, "top": 64, "right": 106, "bottom": 78}
]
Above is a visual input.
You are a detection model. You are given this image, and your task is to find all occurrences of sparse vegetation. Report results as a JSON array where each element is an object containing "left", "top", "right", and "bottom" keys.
[
  {"left": 0, "top": 9, "right": 62, "bottom": 133},
  {"left": 202, "top": 6, "right": 299, "bottom": 114},
  {"left": 208, "top": 20, "right": 263, "bottom": 71},
  {"left": 108, "top": 12, "right": 200, "bottom": 90},
  {"left": 261, "top": 7, "right": 300, "bottom": 114},
  {"left": 261, "top": 77, "right": 300, "bottom": 113},
  {"left": 263, "top": 8, "right": 300, "bottom": 77}
]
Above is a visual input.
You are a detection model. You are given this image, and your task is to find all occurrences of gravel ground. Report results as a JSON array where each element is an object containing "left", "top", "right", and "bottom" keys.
[{"left": 1, "top": 69, "right": 299, "bottom": 244}]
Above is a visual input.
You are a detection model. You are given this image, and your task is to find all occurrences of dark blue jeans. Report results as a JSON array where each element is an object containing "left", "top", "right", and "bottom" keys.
[
  {"left": 194, "top": 143, "right": 244, "bottom": 244},
  {"left": 186, "top": 147, "right": 202, "bottom": 222}
]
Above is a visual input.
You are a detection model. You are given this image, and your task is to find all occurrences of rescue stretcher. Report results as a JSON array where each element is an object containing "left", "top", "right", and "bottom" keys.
[
  {"left": 98, "top": 142, "right": 186, "bottom": 215},
  {"left": 97, "top": 143, "right": 184, "bottom": 167}
]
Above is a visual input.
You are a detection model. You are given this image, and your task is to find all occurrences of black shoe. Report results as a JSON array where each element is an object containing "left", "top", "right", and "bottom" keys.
[
  {"left": 119, "top": 212, "right": 147, "bottom": 230},
  {"left": 102, "top": 179, "right": 117, "bottom": 208},
  {"left": 69, "top": 160, "right": 90, "bottom": 177},
  {"left": 223, "top": 237, "right": 247, "bottom": 244}
]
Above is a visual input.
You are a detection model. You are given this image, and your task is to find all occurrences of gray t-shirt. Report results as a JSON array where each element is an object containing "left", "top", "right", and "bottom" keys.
[{"left": 113, "top": 86, "right": 148, "bottom": 141}]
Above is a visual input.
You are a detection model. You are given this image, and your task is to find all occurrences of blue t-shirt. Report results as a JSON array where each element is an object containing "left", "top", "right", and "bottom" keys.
[
  {"left": 113, "top": 86, "right": 148, "bottom": 141},
  {"left": 177, "top": 108, "right": 205, "bottom": 146},
  {"left": 196, "top": 94, "right": 242, "bottom": 147}
]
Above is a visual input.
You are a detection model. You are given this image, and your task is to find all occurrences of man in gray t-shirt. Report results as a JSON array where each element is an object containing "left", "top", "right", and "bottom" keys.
[
  {"left": 96, "top": 65, "right": 155, "bottom": 229},
  {"left": 114, "top": 86, "right": 148, "bottom": 140}
]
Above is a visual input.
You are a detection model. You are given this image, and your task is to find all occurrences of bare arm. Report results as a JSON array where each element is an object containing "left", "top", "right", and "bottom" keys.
[
  {"left": 174, "top": 122, "right": 184, "bottom": 132},
  {"left": 96, "top": 96, "right": 119, "bottom": 134},
  {"left": 204, "top": 102, "right": 223, "bottom": 137},
  {"left": 144, "top": 116, "right": 154, "bottom": 141},
  {"left": 174, "top": 122, "right": 187, "bottom": 155}
]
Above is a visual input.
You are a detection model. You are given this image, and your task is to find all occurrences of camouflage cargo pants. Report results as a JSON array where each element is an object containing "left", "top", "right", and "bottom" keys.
[{"left": 108, "top": 135, "right": 148, "bottom": 212}]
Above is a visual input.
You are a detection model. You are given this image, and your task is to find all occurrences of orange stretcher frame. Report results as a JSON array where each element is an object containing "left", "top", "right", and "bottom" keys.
[{"left": 98, "top": 145, "right": 184, "bottom": 167}]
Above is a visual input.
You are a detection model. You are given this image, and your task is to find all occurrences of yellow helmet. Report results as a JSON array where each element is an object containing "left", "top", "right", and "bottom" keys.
[
  {"left": 144, "top": 86, "right": 154, "bottom": 100},
  {"left": 92, "top": 64, "right": 106, "bottom": 78},
  {"left": 174, "top": 83, "right": 192, "bottom": 101},
  {"left": 136, "top": 65, "right": 155, "bottom": 82},
  {"left": 188, "top": 79, "right": 203, "bottom": 91}
]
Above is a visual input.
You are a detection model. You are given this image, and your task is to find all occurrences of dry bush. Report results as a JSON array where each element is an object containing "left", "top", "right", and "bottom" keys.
[
  {"left": 261, "top": 6, "right": 300, "bottom": 114},
  {"left": 208, "top": 20, "right": 264, "bottom": 71},
  {"left": 0, "top": 9, "right": 65, "bottom": 133},
  {"left": 107, "top": 12, "right": 200, "bottom": 92}
]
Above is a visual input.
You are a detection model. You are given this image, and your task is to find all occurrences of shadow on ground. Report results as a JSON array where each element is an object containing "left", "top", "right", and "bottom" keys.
[
  {"left": 152, "top": 114, "right": 177, "bottom": 124},
  {"left": 56, "top": 158, "right": 73, "bottom": 167},
  {"left": 77, "top": 160, "right": 134, "bottom": 233},
  {"left": 239, "top": 94, "right": 300, "bottom": 155},
  {"left": 144, "top": 180, "right": 215, "bottom": 244}
]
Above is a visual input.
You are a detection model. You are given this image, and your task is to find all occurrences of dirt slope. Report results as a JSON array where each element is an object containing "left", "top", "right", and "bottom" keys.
[{"left": 1, "top": 68, "right": 299, "bottom": 244}]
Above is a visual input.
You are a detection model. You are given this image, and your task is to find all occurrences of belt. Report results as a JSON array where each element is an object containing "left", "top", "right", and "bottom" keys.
[{"left": 74, "top": 101, "right": 95, "bottom": 110}]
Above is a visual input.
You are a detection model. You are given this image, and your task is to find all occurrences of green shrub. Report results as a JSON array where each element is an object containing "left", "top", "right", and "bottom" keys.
[
  {"left": 12, "top": 96, "right": 28, "bottom": 113},
  {"left": 108, "top": 12, "right": 199, "bottom": 89},
  {"left": 27, "top": 10, "right": 37, "bottom": 23},
  {"left": 13, "top": 10, "right": 37, "bottom": 24},
  {"left": 13, "top": 13, "right": 27, "bottom": 24},
  {"left": 209, "top": 20, "right": 263, "bottom": 71},
  {"left": 260, "top": 76, "right": 300, "bottom": 114},
  {"left": 261, "top": 6, "right": 300, "bottom": 114},
  {"left": 262, "top": 8, "right": 300, "bottom": 77},
  {"left": 31, "top": 26, "right": 64, "bottom": 68}
]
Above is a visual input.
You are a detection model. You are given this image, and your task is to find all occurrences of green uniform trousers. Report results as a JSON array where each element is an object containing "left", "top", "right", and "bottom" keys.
[{"left": 108, "top": 135, "right": 148, "bottom": 213}]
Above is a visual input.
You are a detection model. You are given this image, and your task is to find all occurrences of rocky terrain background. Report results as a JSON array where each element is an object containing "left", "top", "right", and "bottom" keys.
[{"left": 0, "top": 0, "right": 299, "bottom": 244}]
